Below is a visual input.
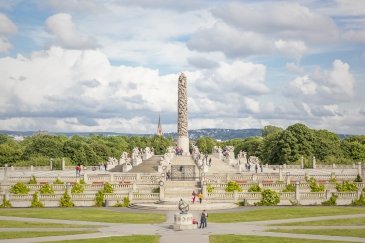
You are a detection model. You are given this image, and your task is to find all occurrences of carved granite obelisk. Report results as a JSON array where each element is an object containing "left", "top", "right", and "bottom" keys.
[{"left": 177, "top": 73, "right": 189, "bottom": 155}]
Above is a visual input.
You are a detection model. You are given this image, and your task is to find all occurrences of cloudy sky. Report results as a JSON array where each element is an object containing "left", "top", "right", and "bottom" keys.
[{"left": 0, "top": 0, "right": 364, "bottom": 135}]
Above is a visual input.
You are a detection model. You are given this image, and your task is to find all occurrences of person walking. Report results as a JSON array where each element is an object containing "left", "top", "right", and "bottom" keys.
[
  {"left": 104, "top": 162, "right": 108, "bottom": 171},
  {"left": 255, "top": 163, "right": 258, "bottom": 173},
  {"left": 192, "top": 191, "right": 196, "bottom": 204},
  {"left": 75, "top": 164, "right": 81, "bottom": 177},
  {"left": 199, "top": 210, "right": 207, "bottom": 228},
  {"left": 203, "top": 209, "right": 208, "bottom": 227},
  {"left": 198, "top": 191, "right": 203, "bottom": 204}
]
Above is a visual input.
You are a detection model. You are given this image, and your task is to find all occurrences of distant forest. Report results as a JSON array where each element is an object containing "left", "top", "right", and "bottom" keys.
[{"left": 0, "top": 123, "right": 364, "bottom": 166}]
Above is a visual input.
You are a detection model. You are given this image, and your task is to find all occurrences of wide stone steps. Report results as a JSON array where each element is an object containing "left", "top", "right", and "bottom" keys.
[
  {"left": 206, "top": 157, "right": 239, "bottom": 173},
  {"left": 128, "top": 156, "right": 162, "bottom": 173}
]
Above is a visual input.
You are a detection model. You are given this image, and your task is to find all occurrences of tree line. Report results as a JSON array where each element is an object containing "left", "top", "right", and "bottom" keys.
[
  {"left": 1, "top": 123, "right": 364, "bottom": 167},
  {"left": 0, "top": 134, "right": 173, "bottom": 167},
  {"left": 194, "top": 123, "right": 365, "bottom": 165}
]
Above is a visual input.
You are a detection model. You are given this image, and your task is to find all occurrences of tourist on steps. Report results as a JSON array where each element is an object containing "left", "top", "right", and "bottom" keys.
[
  {"left": 198, "top": 191, "right": 203, "bottom": 204},
  {"left": 192, "top": 191, "right": 196, "bottom": 203}
]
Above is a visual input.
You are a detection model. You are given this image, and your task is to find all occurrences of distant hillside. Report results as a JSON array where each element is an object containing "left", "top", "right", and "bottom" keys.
[
  {"left": 180, "top": 128, "right": 262, "bottom": 141},
  {"left": 1, "top": 128, "right": 262, "bottom": 141},
  {"left": 0, "top": 128, "right": 351, "bottom": 141}
]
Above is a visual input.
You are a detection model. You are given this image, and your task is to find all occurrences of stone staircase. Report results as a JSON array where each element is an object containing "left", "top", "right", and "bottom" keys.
[
  {"left": 109, "top": 156, "right": 162, "bottom": 173},
  {"left": 163, "top": 180, "right": 201, "bottom": 202},
  {"left": 171, "top": 155, "right": 197, "bottom": 165},
  {"left": 204, "top": 156, "right": 239, "bottom": 173}
]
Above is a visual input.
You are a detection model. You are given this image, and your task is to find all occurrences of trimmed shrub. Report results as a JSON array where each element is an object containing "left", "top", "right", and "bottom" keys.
[
  {"left": 79, "top": 178, "right": 86, "bottom": 184},
  {"left": 225, "top": 181, "right": 242, "bottom": 192},
  {"left": 336, "top": 181, "right": 358, "bottom": 192},
  {"left": 255, "top": 189, "right": 280, "bottom": 206},
  {"left": 351, "top": 193, "right": 365, "bottom": 206},
  {"left": 28, "top": 175, "right": 37, "bottom": 185},
  {"left": 103, "top": 182, "right": 114, "bottom": 193},
  {"left": 307, "top": 177, "right": 325, "bottom": 192},
  {"left": 123, "top": 196, "right": 130, "bottom": 207},
  {"left": 354, "top": 174, "right": 363, "bottom": 183},
  {"left": 31, "top": 192, "right": 44, "bottom": 208},
  {"left": 10, "top": 182, "right": 30, "bottom": 194},
  {"left": 71, "top": 182, "right": 84, "bottom": 194},
  {"left": 321, "top": 194, "right": 337, "bottom": 206},
  {"left": 207, "top": 184, "right": 215, "bottom": 193},
  {"left": 0, "top": 196, "right": 11, "bottom": 208},
  {"left": 95, "top": 190, "right": 104, "bottom": 207},
  {"left": 60, "top": 191, "right": 74, "bottom": 207},
  {"left": 39, "top": 183, "right": 54, "bottom": 195},
  {"left": 115, "top": 197, "right": 130, "bottom": 207},
  {"left": 282, "top": 184, "right": 295, "bottom": 192},
  {"left": 53, "top": 178, "right": 64, "bottom": 184},
  {"left": 152, "top": 187, "right": 160, "bottom": 193},
  {"left": 248, "top": 184, "right": 262, "bottom": 192}
]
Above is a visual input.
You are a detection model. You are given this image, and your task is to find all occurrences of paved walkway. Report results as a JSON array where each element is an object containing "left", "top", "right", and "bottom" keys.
[{"left": 0, "top": 210, "right": 365, "bottom": 243}]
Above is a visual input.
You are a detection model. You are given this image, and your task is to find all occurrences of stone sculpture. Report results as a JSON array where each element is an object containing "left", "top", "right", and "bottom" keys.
[
  {"left": 177, "top": 73, "right": 189, "bottom": 154},
  {"left": 178, "top": 198, "right": 189, "bottom": 214}
]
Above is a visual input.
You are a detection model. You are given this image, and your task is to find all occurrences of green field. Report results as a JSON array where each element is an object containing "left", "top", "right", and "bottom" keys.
[
  {"left": 0, "top": 231, "right": 96, "bottom": 239},
  {"left": 274, "top": 217, "right": 365, "bottom": 226},
  {"left": 0, "top": 220, "right": 96, "bottom": 228},
  {"left": 0, "top": 208, "right": 165, "bottom": 223},
  {"left": 42, "top": 235, "right": 160, "bottom": 243},
  {"left": 210, "top": 235, "right": 345, "bottom": 243},
  {"left": 209, "top": 207, "right": 365, "bottom": 223},
  {"left": 270, "top": 229, "right": 365, "bottom": 238}
]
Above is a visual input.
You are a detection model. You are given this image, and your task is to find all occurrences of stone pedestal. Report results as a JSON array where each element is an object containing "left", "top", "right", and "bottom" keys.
[
  {"left": 177, "top": 136, "right": 189, "bottom": 156},
  {"left": 173, "top": 213, "right": 197, "bottom": 230}
]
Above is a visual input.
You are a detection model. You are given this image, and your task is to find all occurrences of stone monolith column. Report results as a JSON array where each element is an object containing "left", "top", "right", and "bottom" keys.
[{"left": 177, "top": 73, "right": 189, "bottom": 155}]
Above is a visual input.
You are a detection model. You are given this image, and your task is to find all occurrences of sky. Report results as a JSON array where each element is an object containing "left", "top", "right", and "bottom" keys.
[{"left": 0, "top": 0, "right": 364, "bottom": 135}]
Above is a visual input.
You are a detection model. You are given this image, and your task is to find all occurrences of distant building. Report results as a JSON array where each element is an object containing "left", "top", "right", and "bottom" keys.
[{"left": 156, "top": 115, "right": 163, "bottom": 136}]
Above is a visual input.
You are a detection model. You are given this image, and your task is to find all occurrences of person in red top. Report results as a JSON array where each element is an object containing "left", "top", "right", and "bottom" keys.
[{"left": 75, "top": 164, "right": 81, "bottom": 177}]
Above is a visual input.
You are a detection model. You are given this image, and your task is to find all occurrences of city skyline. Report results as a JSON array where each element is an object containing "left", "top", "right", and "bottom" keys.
[{"left": 0, "top": 0, "right": 364, "bottom": 135}]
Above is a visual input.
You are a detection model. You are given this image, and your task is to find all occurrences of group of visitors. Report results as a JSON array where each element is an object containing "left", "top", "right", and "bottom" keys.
[
  {"left": 98, "top": 162, "right": 108, "bottom": 171},
  {"left": 175, "top": 147, "right": 183, "bottom": 156},
  {"left": 191, "top": 190, "right": 203, "bottom": 204},
  {"left": 246, "top": 163, "right": 263, "bottom": 173}
]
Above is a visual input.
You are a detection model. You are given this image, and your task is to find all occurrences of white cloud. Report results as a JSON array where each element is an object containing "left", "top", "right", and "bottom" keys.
[
  {"left": 286, "top": 62, "right": 304, "bottom": 74},
  {"left": 290, "top": 75, "right": 317, "bottom": 95},
  {"left": 212, "top": 2, "right": 339, "bottom": 44},
  {"left": 287, "top": 59, "right": 355, "bottom": 102},
  {"left": 274, "top": 40, "right": 308, "bottom": 60},
  {"left": 0, "top": 13, "right": 17, "bottom": 52},
  {"left": 342, "top": 30, "right": 365, "bottom": 43},
  {"left": 188, "top": 22, "right": 273, "bottom": 58},
  {"left": 0, "top": 47, "right": 178, "bottom": 132},
  {"left": 193, "top": 60, "right": 269, "bottom": 95},
  {"left": 46, "top": 13, "right": 98, "bottom": 49}
]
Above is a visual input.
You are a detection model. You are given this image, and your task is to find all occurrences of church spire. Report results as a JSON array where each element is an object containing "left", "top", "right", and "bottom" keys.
[{"left": 156, "top": 115, "right": 163, "bottom": 136}]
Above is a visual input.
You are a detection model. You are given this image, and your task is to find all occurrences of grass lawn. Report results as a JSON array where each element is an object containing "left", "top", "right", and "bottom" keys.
[
  {"left": 0, "top": 231, "right": 96, "bottom": 239},
  {"left": 0, "top": 220, "right": 97, "bottom": 228},
  {"left": 210, "top": 235, "right": 345, "bottom": 243},
  {"left": 274, "top": 217, "right": 365, "bottom": 226},
  {"left": 0, "top": 208, "right": 165, "bottom": 223},
  {"left": 42, "top": 235, "right": 160, "bottom": 243},
  {"left": 209, "top": 207, "right": 365, "bottom": 223},
  {"left": 270, "top": 229, "right": 365, "bottom": 238}
]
